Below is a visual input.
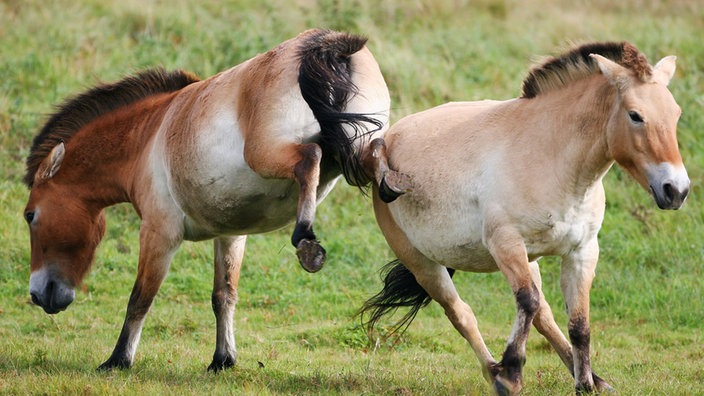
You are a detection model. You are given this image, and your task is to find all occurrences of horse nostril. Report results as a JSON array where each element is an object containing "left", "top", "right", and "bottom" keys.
[
  {"left": 681, "top": 186, "right": 690, "bottom": 201},
  {"left": 30, "top": 292, "right": 41, "bottom": 306},
  {"left": 663, "top": 183, "right": 674, "bottom": 202}
]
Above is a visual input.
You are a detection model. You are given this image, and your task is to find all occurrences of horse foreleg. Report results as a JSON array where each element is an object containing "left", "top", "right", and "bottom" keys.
[
  {"left": 208, "top": 235, "right": 246, "bottom": 372},
  {"left": 98, "top": 224, "right": 180, "bottom": 370},
  {"left": 362, "top": 138, "right": 412, "bottom": 203},
  {"left": 528, "top": 261, "right": 575, "bottom": 372},
  {"left": 561, "top": 242, "right": 613, "bottom": 393},
  {"left": 485, "top": 226, "right": 541, "bottom": 395}
]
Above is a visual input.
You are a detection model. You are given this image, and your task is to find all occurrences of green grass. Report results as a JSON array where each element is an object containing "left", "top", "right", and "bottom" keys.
[{"left": 2, "top": 0, "right": 703, "bottom": 394}]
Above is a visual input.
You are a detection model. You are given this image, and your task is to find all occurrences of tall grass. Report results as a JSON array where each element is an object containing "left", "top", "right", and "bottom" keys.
[{"left": 1, "top": 0, "right": 702, "bottom": 394}]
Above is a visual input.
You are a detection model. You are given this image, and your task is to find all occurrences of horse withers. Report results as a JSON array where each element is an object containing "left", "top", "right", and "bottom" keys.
[
  {"left": 361, "top": 42, "right": 689, "bottom": 394},
  {"left": 24, "top": 29, "right": 391, "bottom": 371}
]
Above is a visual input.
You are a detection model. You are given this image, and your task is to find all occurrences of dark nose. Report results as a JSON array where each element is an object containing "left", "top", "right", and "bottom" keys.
[{"left": 663, "top": 182, "right": 689, "bottom": 209}]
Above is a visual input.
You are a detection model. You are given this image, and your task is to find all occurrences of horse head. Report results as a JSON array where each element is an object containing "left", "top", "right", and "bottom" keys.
[
  {"left": 25, "top": 143, "right": 106, "bottom": 314},
  {"left": 593, "top": 52, "right": 690, "bottom": 209}
]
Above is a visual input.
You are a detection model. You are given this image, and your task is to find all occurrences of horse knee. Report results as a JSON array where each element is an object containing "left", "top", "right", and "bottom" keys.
[
  {"left": 567, "top": 316, "right": 590, "bottom": 350},
  {"left": 211, "top": 289, "right": 236, "bottom": 313},
  {"left": 515, "top": 284, "right": 540, "bottom": 317}
]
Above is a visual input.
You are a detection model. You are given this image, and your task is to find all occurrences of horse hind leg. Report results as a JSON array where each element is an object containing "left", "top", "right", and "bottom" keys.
[
  {"left": 245, "top": 140, "right": 326, "bottom": 273},
  {"left": 404, "top": 260, "right": 500, "bottom": 384},
  {"left": 423, "top": 269, "right": 499, "bottom": 383},
  {"left": 208, "top": 235, "right": 246, "bottom": 372},
  {"left": 368, "top": 198, "right": 498, "bottom": 386},
  {"left": 291, "top": 143, "right": 326, "bottom": 273},
  {"left": 363, "top": 138, "right": 412, "bottom": 203}
]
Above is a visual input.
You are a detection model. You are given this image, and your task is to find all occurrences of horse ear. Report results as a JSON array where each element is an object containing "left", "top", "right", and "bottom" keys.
[
  {"left": 653, "top": 55, "right": 676, "bottom": 86},
  {"left": 590, "top": 53, "right": 629, "bottom": 88},
  {"left": 36, "top": 142, "right": 65, "bottom": 182}
]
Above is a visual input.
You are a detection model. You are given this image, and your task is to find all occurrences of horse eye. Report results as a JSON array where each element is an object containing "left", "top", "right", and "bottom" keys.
[
  {"left": 24, "top": 211, "right": 35, "bottom": 224},
  {"left": 628, "top": 111, "right": 644, "bottom": 124}
]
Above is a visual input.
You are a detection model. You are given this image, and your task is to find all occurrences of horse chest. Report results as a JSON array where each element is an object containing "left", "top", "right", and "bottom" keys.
[{"left": 521, "top": 213, "right": 593, "bottom": 258}]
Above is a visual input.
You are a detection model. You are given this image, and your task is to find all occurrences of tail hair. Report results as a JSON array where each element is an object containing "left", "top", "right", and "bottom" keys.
[
  {"left": 297, "top": 29, "right": 385, "bottom": 188},
  {"left": 358, "top": 259, "right": 456, "bottom": 337}
]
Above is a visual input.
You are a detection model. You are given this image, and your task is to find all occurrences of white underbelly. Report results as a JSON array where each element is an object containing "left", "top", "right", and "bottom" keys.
[
  {"left": 176, "top": 164, "right": 339, "bottom": 241},
  {"left": 158, "top": 108, "right": 339, "bottom": 240},
  {"left": 389, "top": 197, "right": 499, "bottom": 272}
]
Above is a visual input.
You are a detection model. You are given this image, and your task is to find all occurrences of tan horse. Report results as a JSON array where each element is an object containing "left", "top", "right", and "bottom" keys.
[
  {"left": 360, "top": 42, "right": 689, "bottom": 394},
  {"left": 24, "top": 29, "right": 390, "bottom": 371}
]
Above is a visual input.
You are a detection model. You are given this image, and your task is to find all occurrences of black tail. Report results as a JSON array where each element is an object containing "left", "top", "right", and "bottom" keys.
[
  {"left": 358, "top": 259, "right": 456, "bottom": 337},
  {"left": 297, "top": 29, "right": 385, "bottom": 188}
]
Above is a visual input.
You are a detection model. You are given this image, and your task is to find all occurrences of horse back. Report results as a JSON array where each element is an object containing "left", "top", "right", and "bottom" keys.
[{"left": 385, "top": 100, "right": 507, "bottom": 167}]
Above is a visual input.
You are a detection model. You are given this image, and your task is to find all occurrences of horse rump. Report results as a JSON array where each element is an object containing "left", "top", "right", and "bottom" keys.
[{"left": 297, "top": 29, "right": 385, "bottom": 187}]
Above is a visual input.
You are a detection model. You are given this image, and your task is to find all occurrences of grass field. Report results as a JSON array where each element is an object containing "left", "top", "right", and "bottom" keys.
[{"left": 1, "top": 0, "right": 703, "bottom": 394}]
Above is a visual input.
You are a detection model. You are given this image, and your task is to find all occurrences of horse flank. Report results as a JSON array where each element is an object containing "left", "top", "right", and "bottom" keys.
[
  {"left": 24, "top": 68, "right": 200, "bottom": 187},
  {"left": 521, "top": 41, "right": 652, "bottom": 98}
]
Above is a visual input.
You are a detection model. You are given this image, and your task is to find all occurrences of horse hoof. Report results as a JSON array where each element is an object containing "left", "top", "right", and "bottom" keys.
[
  {"left": 493, "top": 376, "right": 521, "bottom": 396},
  {"left": 208, "top": 354, "right": 236, "bottom": 372},
  {"left": 592, "top": 372, "right": 614, "bottom": 393},
  {"left": 96, "top": 357, "right": 131, "bottom": 371},
  {"left": 493, "top": 379, "right": 512, "bottom": 396},
  {"left": 379, "top": 170, "right": 413, "bottom": 203},
  {"left": 296, "top": 239, "right": 326, "bottom": 273}
]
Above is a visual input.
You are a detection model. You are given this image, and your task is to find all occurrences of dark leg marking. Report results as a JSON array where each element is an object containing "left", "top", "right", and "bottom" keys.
[
  {"left": 569, "top": 316, "right": 597, "bottom": 392},
  {"left": 97, "top": 284, "right": 153, "bottom": 371},
  {"left": 492, "top": 285, "right": 540, "bottom": 394},
  {"left": 208, "top": 291, "right": 237, "bottom": 372},
  {"left": 568, "top": 316, "right": 590, "bottom": 350}
]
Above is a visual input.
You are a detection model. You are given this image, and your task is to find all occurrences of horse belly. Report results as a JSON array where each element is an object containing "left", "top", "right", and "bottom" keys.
[
  {"left": 179, "top": 170, "right": 340, "bottom": 240},
  {"left": 389, "top": 198, "right": 498, "bottom": 272},
  {"left": 162, "top": 113, "right": 337, "bottom": 239}
]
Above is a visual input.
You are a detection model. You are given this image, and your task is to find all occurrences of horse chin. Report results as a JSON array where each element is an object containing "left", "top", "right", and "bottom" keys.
[{"left": 29, "top": 269, "right": 76, "bottom": 314}]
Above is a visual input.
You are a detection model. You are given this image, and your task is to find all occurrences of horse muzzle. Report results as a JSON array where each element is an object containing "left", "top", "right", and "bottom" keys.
[
  {"left": 647, "top": 163, "right": 690, "bottom": 210},
  {"left": 29, "top": 268, "right": 75, "bottom": 314}
]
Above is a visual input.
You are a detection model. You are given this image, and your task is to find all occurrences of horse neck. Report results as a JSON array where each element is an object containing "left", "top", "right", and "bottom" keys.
[
  {"left": 521, "top": 75, "right": 617, "bottom": 192},
  {"left": 59, "top": 93, "right": 176, "bottom": 208}
]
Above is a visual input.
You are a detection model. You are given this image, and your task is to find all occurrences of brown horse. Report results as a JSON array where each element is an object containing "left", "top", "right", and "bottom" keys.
[
  {"left": 24, "top": 29, "right": 391, "bottom": 371},
  {"left": 360, "top": 42, "right": 689, "bottom": 394}
]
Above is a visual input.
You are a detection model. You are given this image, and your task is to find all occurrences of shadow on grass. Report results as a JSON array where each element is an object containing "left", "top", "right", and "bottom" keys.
[{"left": 1, "top": 352, "right": 485, "bottom": 395}]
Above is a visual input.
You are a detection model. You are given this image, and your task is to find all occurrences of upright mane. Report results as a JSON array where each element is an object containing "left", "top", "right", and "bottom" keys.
[
  {"left": 24, "top": 68, "right": 200, "bottom": 187},
  {"left": 520, "top": 41, "right": 652, "bottom": 99}
]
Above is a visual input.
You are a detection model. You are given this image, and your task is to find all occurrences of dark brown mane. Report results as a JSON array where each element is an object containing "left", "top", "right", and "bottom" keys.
[
  {"left": 24, "top": 68, "right": 200, "bottom": 187},
  {"left": 520, "top": 41, "right": 652, "bottom": 99}
]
